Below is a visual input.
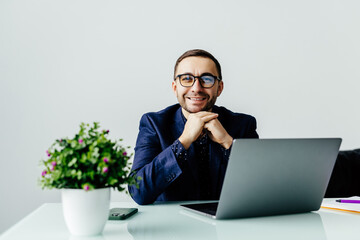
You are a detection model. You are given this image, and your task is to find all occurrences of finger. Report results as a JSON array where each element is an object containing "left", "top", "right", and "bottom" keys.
[
  {"left": 204, "top": 119, "right": 224, "bottom": 137},
  {"left": 204, "top": 121, "right": 215, "bottom": 131},
  {"left": 203, "top": 118, "right": 219, "bottom": 128},
  {"left": 200, "top": 113, "right": 218, "bottom": 122},
  {"left": 192, "top": 111, "right": 218, "bottom": 118}
]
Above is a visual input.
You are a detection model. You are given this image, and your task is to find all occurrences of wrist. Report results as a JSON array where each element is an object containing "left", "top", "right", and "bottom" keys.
[
  {"left": 222, "top": 135, "right": 233, "bottom": 150},
  {"left": 178, "top": 135, "right": 192, "bottom": 150}
]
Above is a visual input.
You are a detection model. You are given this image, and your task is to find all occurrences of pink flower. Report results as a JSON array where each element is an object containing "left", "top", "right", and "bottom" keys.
[
  {"left": 106, "top": 130, "right": 109, "bottom": 133},
  {"left": 42, "top": 170, "right": 47, "bottom": 177},
  {"left": 83, "top": 184, "right": 90, "bottom": 191},
  {"left": 102, "top": 167, "right": 109, "bottom": 173},
  {"left": 50, "top": 161, "right": 56, "bottom": 171},
  {"left": 123, "top": 152, "right": 127, "bottom": 156},
  {"left": 46, "top": 150, "right": 50, "bottom": 157},
  {"left": 103, "top": 157, "right": 109, "bottom": 163},
  {"left": 78, "top": 139, "right": 83, "bottom": 144}
]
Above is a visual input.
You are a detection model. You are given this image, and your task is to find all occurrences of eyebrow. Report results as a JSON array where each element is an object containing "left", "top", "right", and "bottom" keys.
[{"left": 180, "top": 72, "right": 216, "bottom": 77}]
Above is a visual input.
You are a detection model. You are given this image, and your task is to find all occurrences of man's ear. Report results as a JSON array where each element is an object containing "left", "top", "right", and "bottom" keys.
[
  {"left": 217, "top": 81, "right": 224, "bottom": 97},
  {"left": 172, "top": 81, "right": 177, "bottom": 96}
]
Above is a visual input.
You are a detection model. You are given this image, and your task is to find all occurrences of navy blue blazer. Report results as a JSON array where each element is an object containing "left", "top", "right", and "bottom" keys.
[{"left": 128, "top": 104, "right": 259, "bottom": 205}]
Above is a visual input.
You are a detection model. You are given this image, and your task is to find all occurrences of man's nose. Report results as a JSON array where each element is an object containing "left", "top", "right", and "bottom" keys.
[{"left": 190, "top": 78, "right": 203, "bottom": 92}]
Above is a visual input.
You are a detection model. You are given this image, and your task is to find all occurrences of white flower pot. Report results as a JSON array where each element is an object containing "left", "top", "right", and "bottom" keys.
[{"left": 62, "top": 188, "right": 110, "bottom": 236}]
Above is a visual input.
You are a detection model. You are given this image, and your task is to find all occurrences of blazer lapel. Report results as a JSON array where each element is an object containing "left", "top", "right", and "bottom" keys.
[{"left": 172, "top": 107, "right": 184, "bottom": 140}]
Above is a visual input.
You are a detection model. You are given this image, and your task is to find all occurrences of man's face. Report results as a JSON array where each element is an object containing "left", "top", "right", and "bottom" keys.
[{"left": 172, "top": 56, "right": 223, "bottom": 115}]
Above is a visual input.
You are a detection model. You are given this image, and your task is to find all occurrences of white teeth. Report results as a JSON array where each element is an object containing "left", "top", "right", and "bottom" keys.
[{"left": 188, "top": 97, "right": 205, "bottom": 101}]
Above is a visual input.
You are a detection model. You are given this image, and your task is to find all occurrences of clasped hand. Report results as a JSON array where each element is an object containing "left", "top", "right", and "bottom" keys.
[{"left": 179, "top": 111, "right": 233, "bottom": 150}]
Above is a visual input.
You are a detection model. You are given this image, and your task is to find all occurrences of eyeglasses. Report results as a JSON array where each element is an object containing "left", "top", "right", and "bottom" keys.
[{"left": 174, "top": 73, "right": 221, "bottom": 88}]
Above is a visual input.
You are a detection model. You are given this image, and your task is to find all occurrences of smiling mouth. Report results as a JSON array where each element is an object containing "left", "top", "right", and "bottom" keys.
[{"left": 187, "top": 97, "right": 206, "bottom": 101}]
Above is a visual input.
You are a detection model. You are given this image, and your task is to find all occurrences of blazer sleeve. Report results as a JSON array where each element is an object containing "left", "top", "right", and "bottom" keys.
[
  {"left": 245, "top": 116, "right": 259, "bottom": 139},
  {"left": 128, "top": 114, "right": 183, "bottom": 205}
]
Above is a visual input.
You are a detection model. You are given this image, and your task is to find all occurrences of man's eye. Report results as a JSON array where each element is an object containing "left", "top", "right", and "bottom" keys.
[
  {"left": 181, "top": 76, "right": 193, "bottom": 81},
  {"left": 201, "top": 76, "right": 214, "bottom": 83}
]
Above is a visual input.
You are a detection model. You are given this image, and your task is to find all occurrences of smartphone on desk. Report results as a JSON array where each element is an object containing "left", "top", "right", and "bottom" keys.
[{"left": 109, "top": 208, "right": 138, "bottom": 220}]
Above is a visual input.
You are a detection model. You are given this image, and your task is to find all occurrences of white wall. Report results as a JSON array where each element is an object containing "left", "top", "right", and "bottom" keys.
[{"left": 1, "top": 0, "right": 359, "bottom": 233}]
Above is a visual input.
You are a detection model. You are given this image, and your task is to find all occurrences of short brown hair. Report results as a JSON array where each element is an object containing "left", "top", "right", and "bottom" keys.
[{"left": 174, "top": 49, "right": 222, "bottom": 80}]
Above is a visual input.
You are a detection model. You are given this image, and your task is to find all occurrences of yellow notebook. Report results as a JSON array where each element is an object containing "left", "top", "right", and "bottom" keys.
[{"left": 321, "top": 197, "right": 360, "bottom": 214}]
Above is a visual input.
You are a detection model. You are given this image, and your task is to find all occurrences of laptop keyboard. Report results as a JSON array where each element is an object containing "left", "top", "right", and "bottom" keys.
[{"left": 182, "top": 202, "right": 219, "bottom": 216}]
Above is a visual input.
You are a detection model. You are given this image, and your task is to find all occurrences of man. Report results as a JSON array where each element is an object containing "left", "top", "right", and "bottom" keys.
[{"left": 128, "top": 49, "right": 258, "bottom": 205}]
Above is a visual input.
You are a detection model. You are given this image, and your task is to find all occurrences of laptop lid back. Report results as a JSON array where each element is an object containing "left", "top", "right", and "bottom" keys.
[{"left": 216, "top": 138, "right": 341, "bottom": 219}]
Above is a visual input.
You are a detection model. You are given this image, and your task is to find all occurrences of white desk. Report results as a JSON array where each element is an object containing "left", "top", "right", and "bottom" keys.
[{"left": 1, "top": 200, "right": 360, "bottom": 240}]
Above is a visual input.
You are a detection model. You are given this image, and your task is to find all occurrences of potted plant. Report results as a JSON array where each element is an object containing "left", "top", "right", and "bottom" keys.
[{"left": 39, "top": 122, "right": 138, "bottom": 236}]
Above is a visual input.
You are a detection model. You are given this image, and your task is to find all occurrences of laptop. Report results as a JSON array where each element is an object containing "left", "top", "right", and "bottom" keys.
[{"left": 181, "top": 138, "right": 342, "bottom": 219}]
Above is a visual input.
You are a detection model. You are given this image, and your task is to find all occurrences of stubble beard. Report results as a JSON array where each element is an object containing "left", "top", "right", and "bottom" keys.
[{"left": 180, "top": 94, "right": 217, "bottom": 113}]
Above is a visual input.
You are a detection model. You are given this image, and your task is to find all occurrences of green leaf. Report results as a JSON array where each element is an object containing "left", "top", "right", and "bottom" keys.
[
  {"left": 68, "top": 158, "right": 77, "bottom": 167},
  {"left": 109, "top": 178, "right": 118, "bottom": 185},
  {"left": 77, "top": 170, "right": 82, "bottom": 180}
]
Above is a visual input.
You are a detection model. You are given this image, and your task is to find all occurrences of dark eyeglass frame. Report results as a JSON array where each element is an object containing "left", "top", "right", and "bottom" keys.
[{"left": 174, "top": 73, "right": 221, "bottom": 88}]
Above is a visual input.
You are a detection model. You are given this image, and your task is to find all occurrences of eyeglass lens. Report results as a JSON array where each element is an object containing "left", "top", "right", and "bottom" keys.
[{"left": 179, "top": 74, "right": 216, "bottom": 88}]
